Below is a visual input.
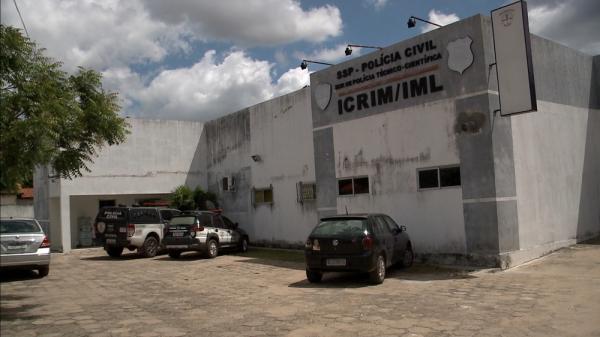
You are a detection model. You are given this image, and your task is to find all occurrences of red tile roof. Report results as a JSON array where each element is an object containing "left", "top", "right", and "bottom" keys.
[{"left": 18, "top": 187, "right": 34, "bottom": 199}]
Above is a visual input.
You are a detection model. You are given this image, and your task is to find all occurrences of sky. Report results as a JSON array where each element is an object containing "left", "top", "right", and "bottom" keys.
[{"left": 1, "top": 0, "right": 598, "bottom": 122}]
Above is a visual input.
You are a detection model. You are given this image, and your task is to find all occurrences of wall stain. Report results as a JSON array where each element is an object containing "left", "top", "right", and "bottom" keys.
[{"left": 454, "top": 111, "right": 487, "bottom": 134}]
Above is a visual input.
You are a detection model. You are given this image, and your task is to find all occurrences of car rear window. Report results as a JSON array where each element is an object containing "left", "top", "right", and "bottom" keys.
[
  {"left": 129, "top": 209, "right": 160, "bottom": 223},
  {"left": 312, "top": 219, "right": 366, "bottom": 236},
  {"left": 0, "top": 220, "right": 42, "bottom": 234},
  {"left": 170, "top": 216, "right": 197, "bottom": 225}
]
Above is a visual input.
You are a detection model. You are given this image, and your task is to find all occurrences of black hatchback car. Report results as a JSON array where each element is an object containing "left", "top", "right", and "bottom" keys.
[{"left": 304, "top": 214, "right": 413, "bottom": 284}]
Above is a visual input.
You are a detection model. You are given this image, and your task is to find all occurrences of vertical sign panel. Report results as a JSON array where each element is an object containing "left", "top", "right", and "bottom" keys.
[{"left": 492, "top": 0, "right": 537, "bottom": 115}]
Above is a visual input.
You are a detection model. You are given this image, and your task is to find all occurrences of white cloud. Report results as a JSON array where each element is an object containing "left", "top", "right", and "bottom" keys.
[
  {"left": 275, "top": 68, "right": 310, "bottom": 96},
  {"left": 113, "top": 51, "right": 308, "bottom": 121},
  {"left": 421, "top": 9, "right": 459, "bottom": 33},
  {"left": 296, "top": 43, "right": 363, "bottom": 64},
  {"left": 0, "top": 0, "right": 190, "bottom": 72},
  {"left": 143, "top": 0, "right": 343, "bottom": 46},
  {"left": 365, "top": 0, "right": 388, "bottom": 11},
  {"left": 527, "top": 0, "right": 600, "bottom": 55}
]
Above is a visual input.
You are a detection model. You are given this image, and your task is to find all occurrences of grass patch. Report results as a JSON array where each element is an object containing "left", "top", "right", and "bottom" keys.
[{"left": 234, "top": 247, "right": 305, "bottom": 263}]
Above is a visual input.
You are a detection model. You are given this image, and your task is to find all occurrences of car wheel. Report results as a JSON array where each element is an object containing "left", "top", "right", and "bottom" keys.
[
  {"left": 168, "top": 251, "right": 181, "bottom": 259},
  {"left": 106, "top": 246, "right": 123, "bottom": 258},
  {"left": 401, "top": 245, "right": 414, "bottom": 268},
  {"left": 140, "top": 236, "right": 159, "bottom": 258},
  {"left": 206, "top": 239, "right": 218, "bottom": 259},
  {"left": 38, "top": 266, "right": 49, "bottom": 278},
  {"left": 239, "top": 237, "right": 249, "bottom": 253},
  {"left": 306, "top": 269, "right": 323, "bottom": 283},
  {"left": 369, "top": 254, "right": 386, "bottom": 284}
]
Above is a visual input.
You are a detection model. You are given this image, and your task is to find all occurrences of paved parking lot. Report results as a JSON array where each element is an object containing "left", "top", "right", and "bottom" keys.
[{"left": 1, "top": 240, "right": 599, "bottom": 337}]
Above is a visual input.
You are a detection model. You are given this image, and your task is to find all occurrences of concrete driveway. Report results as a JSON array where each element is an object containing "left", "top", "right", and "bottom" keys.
[{"left": 1, "top": 239, "right": 599, "bottom": 337}]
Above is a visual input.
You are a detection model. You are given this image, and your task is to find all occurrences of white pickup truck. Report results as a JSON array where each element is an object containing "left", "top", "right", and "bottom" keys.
[{"left": 93, "top": 207, "right": 180, "bottom": 258}]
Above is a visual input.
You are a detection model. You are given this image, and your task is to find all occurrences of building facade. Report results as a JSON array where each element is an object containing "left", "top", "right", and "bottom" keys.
[{"left": 35, "top": 14, "right": 599, "bottom": 267}]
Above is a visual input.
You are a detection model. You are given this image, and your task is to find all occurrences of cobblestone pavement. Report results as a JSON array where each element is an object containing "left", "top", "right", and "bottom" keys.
[{"left": 1, "top": 240, "right": 599, "bottom": 337}]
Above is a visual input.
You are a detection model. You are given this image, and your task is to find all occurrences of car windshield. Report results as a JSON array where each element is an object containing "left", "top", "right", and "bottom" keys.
[
  {"left": 0, "top": 220, "right": 42, "bottom": 234},
  {"left": 170, "top": 216, "right": 197, "bottom": 225},
  {"left": 312, "top": 219, "right": 366, "bottom": 236}
]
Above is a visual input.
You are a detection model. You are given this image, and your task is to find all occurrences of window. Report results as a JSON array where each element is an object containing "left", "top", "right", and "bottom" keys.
[
  {"left": 222, "top": 176, "right": 236, "bottom": 191},
  {"left": 213, "top": 216, "right": 225, "bottom": 229},
  {"left": 418, "top": 165, "right": 461, "bottom": 190},
  {"left": 223, "top": 216, "right": 235, "bottom": 229},
  {"left": 129, "top": 209, "right": 160, "bottom": 223},
  {"left": 312, "top": 219, "right": 366, "bottom": 236},
  {"left": 0, "top": 220, "right": 42, "bottom": 234},
  {"left": 383, "top": 215, "right": 400, "bottom": 233},
  {"left": 440, "top": 166, "right": 461, "bottom": 187},
  {"left": 337, "top": 176, "right": 370, "bottom": 196},
  {"left": 253, "top": 186, "right": 274, "bottom": 205},
  {"left": 297, "top": 182, "right": 316, "bottom": 202},
  {"left": 199, "top": 214, "right": 212, "bottom": 227}
]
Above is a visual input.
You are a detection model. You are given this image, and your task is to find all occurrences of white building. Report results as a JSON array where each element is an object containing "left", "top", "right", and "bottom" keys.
[{"left": 35, "top": 14, "right": 599, "bottom": 268}]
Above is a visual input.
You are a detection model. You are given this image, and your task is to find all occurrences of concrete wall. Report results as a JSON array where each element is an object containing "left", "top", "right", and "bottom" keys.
[
  {"left": 330, "top": 99, "right": 466, "bottom": 254},
  {"left": 507, "top": 37, "right": 600, "bottom": 265},
  {"left": 206, "top": 87, "right": 318, "bottom": 246},
  {"left": 35, "top": 118, "right": 206, "bottom": 252},
  {"left": 1, "top": 195, "right": 34, "bottom": 218}
]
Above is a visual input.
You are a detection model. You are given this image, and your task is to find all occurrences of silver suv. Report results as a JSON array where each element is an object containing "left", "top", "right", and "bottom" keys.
[{"left": 163, "top": 211, "right": 249, "bottom": 259}]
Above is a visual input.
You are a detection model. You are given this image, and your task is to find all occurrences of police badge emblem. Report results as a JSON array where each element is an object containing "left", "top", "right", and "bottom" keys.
[{"left": 446, "top": 37, "right": 474, "bottom": 75}]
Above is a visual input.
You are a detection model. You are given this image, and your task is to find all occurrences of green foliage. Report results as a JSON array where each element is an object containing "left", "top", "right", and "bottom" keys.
[
  {"left": 192, "top": 186, "right": 220, "bottom": 210},
  {"left": 170, "top": 185, "right": 195, "bottom": 211},
  {"left": 170, "top": 185, "right": 219, "bottom": 210},
  {"left": 0, "top": 25, "right": 129, "bottom": 191}
]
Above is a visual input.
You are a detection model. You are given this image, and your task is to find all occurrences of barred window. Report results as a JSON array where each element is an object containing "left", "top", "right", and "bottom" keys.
[{"left": 297, "top": 182, "right": 316, "bottom": 203}]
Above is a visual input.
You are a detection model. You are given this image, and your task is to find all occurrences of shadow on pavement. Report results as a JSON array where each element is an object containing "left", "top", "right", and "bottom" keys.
[
  {"left": 386, "top": 264, "right": 476, "bottom": 281},
  {"left": 0, "top": 270, "right": 44, "bottom": 283},
  {"left": 0, "top": 294, "right": 42, "bottom": 322},
  {"left": 79, "top": 252, "right": 146, "bottom": 261},
  {"left": 153, "top": 251, "right": 208, "bottom": 261},
  {"left": 234, "top": 257, "right": 305, "bottom": 271},
  {"left": 289, "top": 272, "right": 373, "bottom": 288},
  {"left": 288, "top": 263, "right": 476, "bottom": 288}
]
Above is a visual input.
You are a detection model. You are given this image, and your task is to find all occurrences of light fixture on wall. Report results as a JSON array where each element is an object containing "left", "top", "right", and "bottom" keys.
[
  {"left": 407, "top": 16, "right": 442, "bottom": 29},
  {"left": 300, "top": 59, "right": 333, "bottom": 70},
  {"left": 344, "top": 44, "right": 383, "bottom": 56},
  {"left": 251, "top": 154, "right": 262, "bottom": 162}
]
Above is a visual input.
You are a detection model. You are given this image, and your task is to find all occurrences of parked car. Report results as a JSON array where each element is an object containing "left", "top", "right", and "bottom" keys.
[
  {"left": 163, "top": 211, "right": 249, "bottom": 259},
  {"left": 0, "top": 218, "right": 51, "bottom": 277},
  {"left": 93, "top": 207, "right": 173, "bottom": 258},
  {"left": 304, "top": 214, "right": 413, "bottom": 284}
]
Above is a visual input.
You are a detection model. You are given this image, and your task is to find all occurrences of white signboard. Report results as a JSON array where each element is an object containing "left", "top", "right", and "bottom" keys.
[{"left": 492, "top": 0, "right": 537, "bottom": 115}]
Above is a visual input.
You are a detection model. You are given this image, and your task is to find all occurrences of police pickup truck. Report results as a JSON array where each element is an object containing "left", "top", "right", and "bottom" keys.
[{"left": 93, "top": 207, "right": 180, "bottom": 258}]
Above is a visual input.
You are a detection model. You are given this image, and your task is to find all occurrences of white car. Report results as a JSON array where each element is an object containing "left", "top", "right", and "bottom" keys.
[{"left": 0, "top": 218, "right": 51, "bottom": 277}]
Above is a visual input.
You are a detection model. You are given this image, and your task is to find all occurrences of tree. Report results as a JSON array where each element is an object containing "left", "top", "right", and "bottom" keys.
[
  {"left": 193, "top": 186, "right": 219, "bottom": 210},
  {"left": 170, "top": 185, "right": 195, "bottom": 211},
  {"left": 0, "top": 25, "right": 129, "bottom": 191}
]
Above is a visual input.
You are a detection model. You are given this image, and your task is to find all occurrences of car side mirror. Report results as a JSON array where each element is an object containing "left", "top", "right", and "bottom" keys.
[
  {"left": 233, "top": 222, "right": 239, "bottom": 229},
  {"left": 400, "top": 225, "right": 407, "bottom": 232}
]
